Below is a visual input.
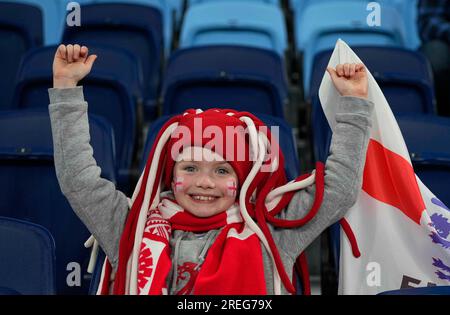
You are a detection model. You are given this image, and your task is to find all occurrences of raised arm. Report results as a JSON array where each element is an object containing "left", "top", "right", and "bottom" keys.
[
  {"left": 49, "top": 44, "right": 128, "bottom": 270},
  {"left": 272, "top": 63, "right": 373, "bottom": 260}
]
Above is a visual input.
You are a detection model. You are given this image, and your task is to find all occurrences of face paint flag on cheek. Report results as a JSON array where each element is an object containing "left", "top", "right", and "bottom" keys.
[
  {"left": 174, "top": 177, "right": 184, "bottom": 192},
  {"left": 227, "top": 180, "right": 237, "bottom": 197}
]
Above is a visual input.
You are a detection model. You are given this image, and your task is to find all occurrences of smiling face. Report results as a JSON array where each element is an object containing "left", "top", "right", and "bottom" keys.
[{"left": 171, "top": 149, "right": 239, "bottom": 218}]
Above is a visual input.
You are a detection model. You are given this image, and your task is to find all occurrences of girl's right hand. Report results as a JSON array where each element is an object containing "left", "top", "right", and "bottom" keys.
[
  {"left": 326, "top": 63, "right": 368, "bottom": 99},
  {"left": 53, "top": 44, "right": 97, "bottom": 88}
]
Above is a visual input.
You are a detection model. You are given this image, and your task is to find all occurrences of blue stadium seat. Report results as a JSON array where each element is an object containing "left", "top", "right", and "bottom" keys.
[
  {"left": 4, "top": 0, "right": 60, "bottom": 45},
  {"left": 141, "top": 113, "right": 299, "bottom": 180},
  {"left": 18, "top": 44, "right": 145, "bottom": 109},
  {"left": 88, "top": 0, "right": 179, "bottom": 54},
  {"left": 85, "top": 44, "right": 145, "bottom": 108},
  {"left": 398, "top": 0, "right": 421, "bottom": 49},
  {"left": 12, "top": 45, "right": 136, "bottom": 190},
  {"left": 0, "top": 2, "right": 43, "bottom": 110},
  {"left": 310, "top": 47, "right": 436, "bottom": 114},
  {"left": 0, "top": 110, "right": 116, "bottom": 294},
  {"left": 62, "top": 3, "right": 163, "bottom": 120},
  {"left": 290, "top": 0, "right": 421, "bottom": 49},
  {"left": 162, "top": 45, "right": 288, "bottom": 118},
  {"left": 397, "top": 114, "right": 450, "bottom": 207},
  {"left": 294, "top": 0, "right": 408, "bottom": 94},
  {"left": 8, "top": 0, "right": 95, "bottom": 45},
  {"left": 0, "top": 216, "right": 56, "bottom": 295},
  {"left": 180, "top": 1, "right": 287, "bottom": 56}
]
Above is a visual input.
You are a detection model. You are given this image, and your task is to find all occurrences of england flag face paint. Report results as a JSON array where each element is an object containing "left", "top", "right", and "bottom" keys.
[
  {"left": 227, "top": 180, "right": 237, "bottom": 198},
  {"left": 174, "top": 176, "right": 184, "bottom": 192}
]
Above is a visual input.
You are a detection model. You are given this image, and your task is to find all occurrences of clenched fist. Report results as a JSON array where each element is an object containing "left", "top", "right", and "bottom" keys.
[
  {"left": 53, "top": 44, "right": 97, "bottom": 88},
  {"left": 327, "top": 63, "right": 368, "bottom": 99}
]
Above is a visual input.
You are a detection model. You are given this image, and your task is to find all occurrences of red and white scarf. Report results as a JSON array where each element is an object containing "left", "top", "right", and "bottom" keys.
[{"left": 137, "top": 193, "right": 267, "bottom": 295}]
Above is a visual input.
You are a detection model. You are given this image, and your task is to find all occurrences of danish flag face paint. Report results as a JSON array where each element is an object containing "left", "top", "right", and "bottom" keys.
[
  {"left": 173, "top": 176, "right": 185, "bottom": 192},
  {"left": 227, "top": 180, "right": 237, "bottom": 198}
]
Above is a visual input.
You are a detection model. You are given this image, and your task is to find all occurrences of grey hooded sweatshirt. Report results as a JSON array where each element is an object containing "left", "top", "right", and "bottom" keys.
[{"left": 48, "top": 87, "right": 373, "bottom": 294}]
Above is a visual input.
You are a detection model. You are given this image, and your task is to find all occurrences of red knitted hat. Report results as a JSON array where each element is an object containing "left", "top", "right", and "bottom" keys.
[{"left": 163, "top": 109, "right": 253, "bottom": 189}]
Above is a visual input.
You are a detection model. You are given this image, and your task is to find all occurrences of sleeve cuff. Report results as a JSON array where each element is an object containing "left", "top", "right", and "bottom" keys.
[
  {"left": 48, "top": 86, "right": 85, "bottom": 104},
  {"left": 337, "top": 95, "right": 374, "bottom": 116}
]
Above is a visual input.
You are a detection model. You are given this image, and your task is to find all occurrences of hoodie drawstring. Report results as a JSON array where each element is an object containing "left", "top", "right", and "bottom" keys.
[
  {"left": 340, "top": 218, "right": 361, "bottom": 258},
  {"left": 195, "top": 229, "right": 219, "bottom": 270}
]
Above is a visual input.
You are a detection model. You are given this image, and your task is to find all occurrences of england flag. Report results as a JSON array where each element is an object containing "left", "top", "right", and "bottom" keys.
[{"left": 319, "top": 39, "right": 450, "bottom": 294}]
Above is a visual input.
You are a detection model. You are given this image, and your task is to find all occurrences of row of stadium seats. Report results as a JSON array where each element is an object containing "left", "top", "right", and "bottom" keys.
[
  {"left": 290, "top": 0, "right": 421, "bottom": 50},
  {"left": 0, "top": 0, "right": 184, "bottom": 50},
  {"left": 311, "top": 46, "right": 436, "bottom": 115},
  {"left": 0, "top": 0, "right": 433, "bottom": 175},
  {"left": 291, "top": 0, "right": 421, "bottom": 92},
  {"left": 0, "top": 0, "right": 424, "bottom": 109}
]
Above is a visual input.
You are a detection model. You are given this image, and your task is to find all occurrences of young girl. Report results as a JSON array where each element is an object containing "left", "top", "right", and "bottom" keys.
[{"left": 49, "top": 44, "right": 373, "bottom": 295}]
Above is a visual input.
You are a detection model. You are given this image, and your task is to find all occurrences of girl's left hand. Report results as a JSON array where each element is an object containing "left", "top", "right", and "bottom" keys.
[{"left": 327, "top": 63, "right": 368, "bottom": 99}]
